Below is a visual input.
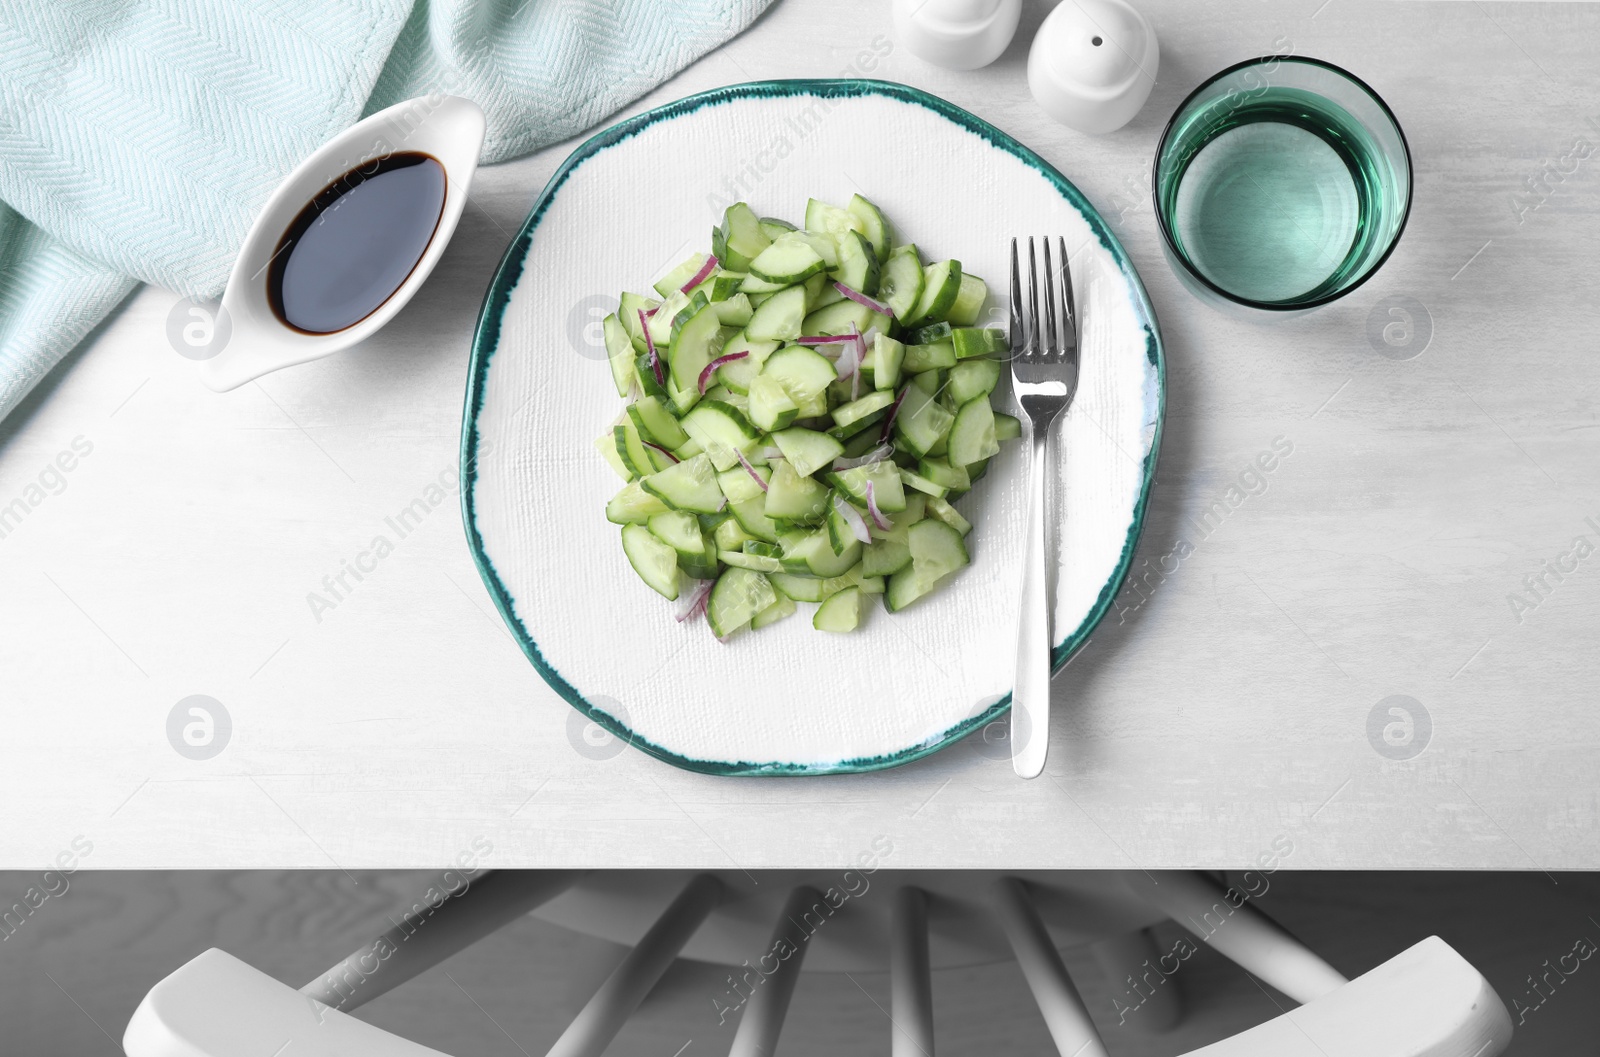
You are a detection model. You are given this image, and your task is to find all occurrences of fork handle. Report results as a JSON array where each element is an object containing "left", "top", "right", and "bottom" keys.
[{"left": 1012, "top": 415, "right": 1053, "bottom": 778}]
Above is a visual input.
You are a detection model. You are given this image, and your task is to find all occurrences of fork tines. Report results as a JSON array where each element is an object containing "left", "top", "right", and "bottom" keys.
[{"left": 1008, "top": 236, "right": 1076, "bottom": 363}]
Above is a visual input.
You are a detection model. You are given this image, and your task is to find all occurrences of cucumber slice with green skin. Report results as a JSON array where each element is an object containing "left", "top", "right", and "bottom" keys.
[
  {"left": 760, "top": 345, "right": 837, "bottom": 406},
  {"left": 667, "top": 303, "right": 725, "bottom": 399},
  {"left": 654, "top": 253, "right": 711, "bottom": 297},
  {"left": 674, "top": 290, "right": 710, "bottom": 333},
  {"left": 898, "top": 467, "right": 948, "bottom": 499},
  {"left": 767, "top": 570, "right": 825, "bottom": 602},
  {"left": 813, "top": 585, "right": 863, "bottom": 633},
  {"left": 714, "top": 293, "right": 753, "bottom": 327},
  {"left": 680, "top": 400, "right": 758, "bottom": 472},
  {"left": 729, "top": 496, "right": 780, "bottom": 543},
  {"left": 750, "top": 590, "right": 797, "bottom": 628},
  {"left": 947, "top": 358, "right": 1002, "bottom": 405},
  {"left": 744, "top": 540, "right": 782, "bottom": 557},
  {"left": 719, "top": 549, "right": 783, "bottom": 573},
  {"left": 704, "top": 273, "right": 745, "bottom": 301},
  {"left": 840, "top": 427, "right": 883, "bottom": 460},
  {"left": 771, "top": 427, "right": 844, "bottom": 477},
  {"left": 759, "top": 216, "right": 797, "bottom": 241},
  {"left": 639, "top": 453, "right": 724, "bottom": 514},
  {"left": 906, "top": 321, "right": 953, "bottom": 345},
  {"left": 778, "top": 230, "right": 839, "bottom": 269},
  {"left": 903, "top": 340, "right": 956, "bottom": 373},
  {"left": 748, "top": 239, "right": 827, "bottom": 285},
  {"left": 895, "top": 384, "right": 957, "bottom": 457},
  {"left": 614, "top": 421, "right": 656, "bottom": 478},
  {"left": 719, "top": 203, "right": 771, "bottom": 271},
  {"left": 878, "top": 244, "right": 923, "bottom": 321},
  {"left": 925, "top": 495, "right": 973, "bottom": 536},
  {"left": 804, "top": 198, "right": 867, "bottom": 244},
  {"left": 648, "top": 510, "right": 706, "bottom": 561},
  {"left": 994, "top": 412, "right": 1022, "bottom": 441},
  {"left": 713, "top": 333, "right": 779, "bottom": 393},
  {"left": 909, "top": 369, "right": 943, "bottom": 395},
  {"left": 847, "top": 194, "right": 893, "bottom": 263},
  {"left": 825, "top": 492, "right": 864, "bottom": 555},
  {"left": 747, "top": 373, "right": 799, "bottom": 432},
  {"left": 764, "top": 459, "right": 830, "bottom": 523},
  {"left": 946, "top": 273, "right": 989, "bottom": 326},
  {"left": 830, "top": 390, "right": 896, "bottom": 432},
  {"left": 827, "top": 460, "right": 907, "bottom": 513},
  {"left": 918, "top": 457, "right": 970, "bottom": 492},
  {"left": 706, "top": 567, "right": 777, "bottom": 638},
  {"left": 831, "top": 230, "right": 881, "bottom": 295},
  {"left": 746, "top": 285, "right": 809, "bottom": 342},
  {"left": 714, "top": 517, "right": 754, "bottom": 552},
  {"left": 606, "top": 480, "right": 670, "bottom": 524},
  {"left": 647, "top": 289, "right": 689, "bottom": 346},
  {"left": 802, "top": 270, "right": 832, "bottom": 310},
  {"left": 619, "top": 291, "right": 659, "bottom": 349},
  {"left": 884, "top": 519, "right": 970, "bottom": 612},
  {"left": 784, "top": 527, "right": 863, "bottom": 577},
  {"left": 596, "top": 430, "right": 633, "bottom": 481},
  {"left": 952, "top": 327, "right": 1008, "bottom": 359},
  {"left": 947, "top": 397, "right": 1001, "bottom": 468},
  {"left": 740, "top": 273, "right": 790, "bottom": 295},
  {"left": 628, "top": 395, "right": 690, "bottom": 449},
  {"left": 603, "top": 313, "right": 637, "bottom": 396},
  {"left": 901, "top": 259, "right": 962, "bottom": 327},
  {"left": 872, "top": 334, "right": 905, "bottom": 391},
  {"left": 861, "top": 536, "right": 912, "bottom": 576},
  {"left": 800, "top": 298, "right": 891, "bottom": 341},
  {"left": 621, "top": 523, "right": 682, "bottom": 600},
  {"left": 717, "top": 464, "right": 770, "bottom": 504}
]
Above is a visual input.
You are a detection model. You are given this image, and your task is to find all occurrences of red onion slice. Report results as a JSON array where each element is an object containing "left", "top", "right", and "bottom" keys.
[
  {"left": 880, "top": 386, "right": 908, "bottom": 442},
  {"left": 864, "top": 480, "right": 893, "bottom": 531},
  {"left": 698, "top": 350, "right": 749, "bottom": 394},
  {"left": 832, "top": 492, "right": 872, "bottom": 544},
  {"left": 833, "top": 444, "right": 893, "bottom": 470},
  {"left": 674, "top": 578, "right": 714, "bottom": 622},
  {"left": 681, "top": 255, "right": 720, "bottom": 293},
  {"left": 735, "top": 448, "right": 769, "bottom": 492},
  {"left": 643, "top": 441, "right": 679, "bottom": 464},
  {"left": 638, "top": 309, "right": 665, "bottom": 387},
  {"left": 833, "top": 281, "right": 891, "bottom": 315}
]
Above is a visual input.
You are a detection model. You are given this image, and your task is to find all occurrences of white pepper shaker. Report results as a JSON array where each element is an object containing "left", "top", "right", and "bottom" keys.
[
  {"left": 892, "top": 0, "right": 1022, "bottom": 71},
  {"left": 1028, "top": 0, "right": 1159, "bottom": 134}
]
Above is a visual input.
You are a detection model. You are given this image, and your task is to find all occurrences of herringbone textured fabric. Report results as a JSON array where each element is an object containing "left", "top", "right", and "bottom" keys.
[{"left": 0, "top": 0, "right": 772, "bottom": 422}]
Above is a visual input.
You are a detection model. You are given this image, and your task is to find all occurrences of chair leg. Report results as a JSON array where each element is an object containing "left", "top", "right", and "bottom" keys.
[
  {"left": 728, "top": 885, "right": 824, "bottom": 1057},
  {"left": 302, "top": 869, "right": 581, "bottom": 1013},
  {"left": 1089, "top": 927, "right": 1182, "bottom": 1033},
  {"left": 993, "top": 877, "right": 1110, "bottom": 1057},
  {"left": 1119, "top": 871, "right": 1347, "bottom": 1005},
  {"left": 890, "top": 886, "right": 935, "bottom": 1057},
  {"left": 547, "top": 873, "right": 722, "bottom": 1057}
]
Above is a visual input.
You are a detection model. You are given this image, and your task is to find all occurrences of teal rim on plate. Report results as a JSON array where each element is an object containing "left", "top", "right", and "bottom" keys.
[{"left": 460, "top": 79, "right": 1166, "bottom": 776}]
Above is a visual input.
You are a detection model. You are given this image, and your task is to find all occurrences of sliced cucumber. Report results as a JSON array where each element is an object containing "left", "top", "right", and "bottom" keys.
[
  {"left": 747, "top": 373, "right": 799, "bottom": 432},
  {"left": 719, "top": 203, "right": 771, "bottom": 271},
  {"left": 602, "top": 313, "right": 637, "bottom": 396},
  {"left": 613, "top": 420, "right": 655, "bottom": 478},
  {"left": 903, "top": 340, "right": 956, "bottom": 373},
  {"left": 680, "top": 400, "right": 758, "bottom": 472},
  {"left": 901, "top": 259, "right": 962, "bottom": 327},
  {"left": 707, "top": 567, "right": 777, "bottom": 638},
  {"left": 771, "top": 427, "right": 844, "bottom": 477},
  {"left": 861, "top": 536, "right": 912, "bottom": 576},
  {"left": 884, "top": 519, "right": 969, "bottom": 612},
  {"left": 873, "top": 334, "right": 905, "bottom": 391},
  {"left": 655, "top": 253, "right": 710, "bottom": 298},
  {"left": 760, "top": 345, "right": 837, "bottom": 406},
  {"left": 947, "top": 397, "right": 1000, "bottom": 468},
  {"left": 847, "top": 194, "right": 893, "bottom": 263},
  {"left": 720, "top": 549, "right": 783, "bottom": 573},
  {"left": 764, "top": 458, "right": 830, "bottom": 522},
  {"left": 621, "top": 523, "right": 681, "bottom": 600},
  {"left": 717, "top": 464, "right": 770, "bottom": 504},
  {"left": 952, "top": 326, "right": 1008, "bottom": 360},
  {"left": 947, "top": 358, "right": 1002, "bottom": 405},
  {"left": 628, "top": 395, "right": 689, "bottom": 449},
  {"left": 801, "top": 297, "right": 890, "bottom": 340},
  {"left": 828, "top": 460, "right": 907, "bottom": 513},
  {"left": 783, "top": 527, "right": 862, "bottom": 577},
  {"left": 946, "top": 273, "right": 989, "bottom": 326},
  {"left": 925, "top": 495, "right": 973, "bottom": 536},
  {"left": 667, "top": 303, "right": 726, "bottom": 401},
  {"left": 748, "top": 239, "right": 826, "bottom": 286},
  {"left": 714, "top": 516, "right": 754, "bottom": 552},
  {"left": 751, "top": 590, "right": 797, "bottom": 628},
  {"left": 606, "top": 480, "right": 669, "bottom": 523},
  {"left": 746, "top": 285, "right": 809, "bottom": 342},
  {"left": 898, "top": 467, "right": 948, "bottom": 500},
  {"left": 813, "top": 585, "right": 863, "bottom": 633},
  {"left": 714, "top": 293, "right": 753, "bottom": 327},
  {"left": 619, "top": 291, "right": 659, "bottom": 349},
  {"left": 907, "top": 321, "right": 953, "bottom": 346},
  {"left": 830, "top": 390, "right": 896, "bottom": 433},
  {"left": 639, "top": 453, "right": 723, "bottom": 514},
  {"left": 918, "top": 457, "right": 970, "bottom": 492},
  {"left": 729, "top": 495, "right": 780, "bottom": 543},
  {"left": 759, "top": 216, "right": 797, "bottom": 241},
  {"left": 714, "top": 332, "right": 779, "bottom": 393},
  {"left": 994, "top": 412, "right": 1022, "bottom": 441},
  {"left": 878, "top": 244, "right": 923, "bottom": 321},
  {"left": 895, "top": 384, "right": 956, "bottom": 457},
  {"left": 832, "top": 229, "right": 881, "bottom": 295},
  {"left": 804, "top": 198, "right": 866, "bottom": 244}
]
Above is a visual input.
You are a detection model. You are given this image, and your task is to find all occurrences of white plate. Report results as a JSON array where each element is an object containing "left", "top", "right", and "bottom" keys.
[{"left": 462, "top": 80, "right": 1164, "bottom": 775}]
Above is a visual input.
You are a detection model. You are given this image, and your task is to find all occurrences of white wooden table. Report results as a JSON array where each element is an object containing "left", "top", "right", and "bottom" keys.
[{"left": 3, "top": 0, "right": 1597, "bottom": 871}]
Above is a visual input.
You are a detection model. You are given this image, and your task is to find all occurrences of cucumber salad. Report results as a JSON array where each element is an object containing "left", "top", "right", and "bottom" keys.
[{"left": 597, "top": 194, "right": 1019, "bottom": 638}]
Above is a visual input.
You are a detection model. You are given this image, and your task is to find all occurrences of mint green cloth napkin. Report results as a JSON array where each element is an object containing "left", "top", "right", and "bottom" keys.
[{"left": 0, "top": 0, "right": 771, "bottom": 422}]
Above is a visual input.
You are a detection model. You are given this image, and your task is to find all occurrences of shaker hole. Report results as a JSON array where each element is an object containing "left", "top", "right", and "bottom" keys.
[{"left": 1092, "top": 35, "right": 1103, "bottom": 46}]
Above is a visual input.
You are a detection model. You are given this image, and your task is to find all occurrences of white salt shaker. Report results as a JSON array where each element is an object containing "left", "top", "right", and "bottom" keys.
[
  {"left": 1028, "top": 0, "right": 1159, "bottom": 134},
  {"left": 892, "top": 0, "right": 1022, "bottom": 71}
]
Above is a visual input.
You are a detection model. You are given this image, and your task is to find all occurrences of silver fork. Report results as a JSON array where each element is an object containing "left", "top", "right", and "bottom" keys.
[{"left": 1009, "top": 236, "right": 1079, "bottom": 779}]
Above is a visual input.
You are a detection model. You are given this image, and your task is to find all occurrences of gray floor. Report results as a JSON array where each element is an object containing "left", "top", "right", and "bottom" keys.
[{"left": 2, "top": 870, "right": 1597, "bottom": 1055}]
